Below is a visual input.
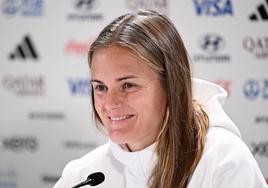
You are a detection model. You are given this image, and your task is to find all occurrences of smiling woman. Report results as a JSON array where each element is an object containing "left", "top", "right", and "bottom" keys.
[
  {"left": 91, "top": 46, "right": 167, "bottom": 152},
  {"left": 54, "top": 10, "right": 267, "bottom": 188}
]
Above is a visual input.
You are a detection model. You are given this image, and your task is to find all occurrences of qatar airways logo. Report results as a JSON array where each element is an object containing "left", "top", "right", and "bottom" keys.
[
  {"left": 2, "top": 74, "right": 44, "bottom": 96},
  {"left": 243, "top": 36, "right": 268, "bottom": 59},
  {"left": 126, "top": 0, "right": 169, "bottom": 15}
]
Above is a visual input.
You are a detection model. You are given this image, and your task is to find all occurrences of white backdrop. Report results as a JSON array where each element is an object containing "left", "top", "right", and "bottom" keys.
[{"left": 0, "top": 0, "right": 268, "bottom": 187}]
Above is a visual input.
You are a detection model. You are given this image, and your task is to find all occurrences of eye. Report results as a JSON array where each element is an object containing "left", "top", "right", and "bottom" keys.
[
  {"left": 94, "top": 84, "right": 108, "bottom": 92},
  {"left": 122, "top": 82, "right": 137, "bottom": 90}
]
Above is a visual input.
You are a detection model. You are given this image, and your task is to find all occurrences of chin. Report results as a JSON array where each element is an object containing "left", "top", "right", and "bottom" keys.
[
  {"left": 110, "top": 136, "right": 130, "bottom": 145},
  {"left": 108, "top": 132, "right": 128, "bottom": 144}
]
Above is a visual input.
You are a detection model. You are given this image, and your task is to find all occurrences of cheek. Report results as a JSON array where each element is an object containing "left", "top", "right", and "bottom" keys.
[
  {"left": 139, "top": 91, "right": 166, "bottom": 125},
  {"left": 93, "top": 96, "right": 104, "bottom": 115},
  {"left": 135, "top": 97, "right": 162, "bottom": 119}
]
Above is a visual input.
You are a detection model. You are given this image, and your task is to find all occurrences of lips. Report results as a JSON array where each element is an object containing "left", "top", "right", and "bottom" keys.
[{"left": 109, "top": 114, "right": 134, "bottom": 121}]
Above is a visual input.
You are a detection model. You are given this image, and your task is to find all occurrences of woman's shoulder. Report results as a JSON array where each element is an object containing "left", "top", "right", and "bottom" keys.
[
  {"left": 202, "top": 127, "right": 259, "bottom": 169},
  {"left": 62, "top": 142, "right": 111, "bottom": 173},
  {"left": 205, "top": 127, "right": 250, "bottom": 154},
  {"left": 74, "top": 142, "right": 110, "bottom": 163},
  {"left": 188, "top": 127, "right": 267, "bottom": 188},
  {"left": 54, "top": 142, "right": 125, "bottom": 188}
]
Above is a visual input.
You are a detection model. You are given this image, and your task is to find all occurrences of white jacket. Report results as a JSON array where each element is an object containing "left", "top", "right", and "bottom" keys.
[{"left": 54, "top": 79, "right": 268, "bottom": 188}]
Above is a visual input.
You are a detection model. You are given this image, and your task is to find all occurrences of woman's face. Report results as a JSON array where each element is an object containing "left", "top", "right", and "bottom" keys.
[{"left": 91, "top": 46, "right": 167, "bottom": 151}]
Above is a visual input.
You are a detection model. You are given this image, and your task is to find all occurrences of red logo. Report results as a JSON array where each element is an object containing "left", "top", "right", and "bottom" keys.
[
  {"left": 214, "top": 79, "right": 232, "bottom": 96},
  {"left": 64, "top": 39, "right": 94, "bottom": 55}
]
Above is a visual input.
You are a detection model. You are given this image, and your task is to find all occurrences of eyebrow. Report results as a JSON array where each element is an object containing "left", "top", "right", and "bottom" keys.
[
  {"left": 117, "top": 75, "right": 137, "bottom": 82},
  {"left": 91, "top": 75, "right": 138, "bottom": 84}
]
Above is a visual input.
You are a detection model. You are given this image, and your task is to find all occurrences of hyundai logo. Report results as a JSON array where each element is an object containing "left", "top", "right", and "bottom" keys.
[
  {"left": 198, "top": 33, "right": 225, "bottom": 53},
  {"left": 73, "top": 0, "right": 96, "bottom": 11}
]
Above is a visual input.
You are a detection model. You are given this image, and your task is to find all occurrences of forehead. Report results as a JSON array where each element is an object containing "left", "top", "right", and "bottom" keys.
[{"left": 91, "top": 46, "right": 155, "bottom": 78}]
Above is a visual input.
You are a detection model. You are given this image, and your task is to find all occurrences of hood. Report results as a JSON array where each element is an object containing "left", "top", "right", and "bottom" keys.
[{"left": 192, "top": 78, "right": 241, "bottom": 137}]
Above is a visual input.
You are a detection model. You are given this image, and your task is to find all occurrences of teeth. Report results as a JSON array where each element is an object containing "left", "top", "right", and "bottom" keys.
[{"left": 110, "top": 115, "right": 132, "bottom": 121}]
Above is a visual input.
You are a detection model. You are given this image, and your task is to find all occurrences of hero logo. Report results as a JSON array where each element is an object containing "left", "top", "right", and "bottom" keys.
[
  {"left": 251, "top": 141, "right": 268, "bottom": 158},
  {"left": 193, "top": 0, "right": 233, "bottom": 16},
  {"left": 68, "top": 78, "right": 91, "bottom": 96},
  {"left": 0, "top": 136, "right": 38, "bottom": 152},
  {"left": 243, "top": 79, "right": 268, "bottom": 100}
]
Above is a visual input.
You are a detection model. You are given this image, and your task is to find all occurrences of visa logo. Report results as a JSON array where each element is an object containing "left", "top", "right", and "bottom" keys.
[
  {"left": 68, "top": 79, "right": 91, "bottom": 96},
  {"left": 193, "top": 0, "right": 233, "bottom": 16}
]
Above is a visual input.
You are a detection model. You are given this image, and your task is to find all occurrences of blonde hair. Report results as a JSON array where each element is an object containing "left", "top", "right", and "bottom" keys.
[{"left": 88, "top": 10, "right": 209, "bottom": 188}]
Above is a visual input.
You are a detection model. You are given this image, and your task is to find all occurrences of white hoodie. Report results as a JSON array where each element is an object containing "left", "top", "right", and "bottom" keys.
[{"left": 54, "top": 79, "right": 268, "bottom": 188}]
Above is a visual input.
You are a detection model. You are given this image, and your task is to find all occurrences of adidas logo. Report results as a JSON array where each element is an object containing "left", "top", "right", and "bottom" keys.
[
  {"left": 9, "top": 35, "right": 39, "bottom": 61},
  {"left": 249, "top": 0, "right": 268, "bottom": 21}
]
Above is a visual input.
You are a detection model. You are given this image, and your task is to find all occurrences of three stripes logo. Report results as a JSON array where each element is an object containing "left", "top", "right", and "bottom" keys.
[
  {"left": 9, "top": 35, "right": 39, "bottom": 61},
  {"left": 249, "top": 0, "right": 268, "bottom": 21}
]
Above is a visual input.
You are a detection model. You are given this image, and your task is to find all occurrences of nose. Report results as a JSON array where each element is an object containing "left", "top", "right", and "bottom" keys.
[{"left": 104, "top": 89, "right": 123, "bottom": 111}]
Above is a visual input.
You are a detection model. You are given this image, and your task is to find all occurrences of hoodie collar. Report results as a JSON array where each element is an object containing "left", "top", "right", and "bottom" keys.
[
  {"left": 110, "top": 140, "right": 157, "bottom": 181},
  {"left": 192, "top": 78, "right": 241, "bottom": 137}
]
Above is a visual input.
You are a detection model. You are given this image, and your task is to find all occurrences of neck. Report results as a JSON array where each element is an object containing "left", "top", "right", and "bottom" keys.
[
  {"left": 121, "top": 140, "right": 156, "bottom": 152},
  {"left": 120, "top": 144, "right": 132, "bottom": 152}
]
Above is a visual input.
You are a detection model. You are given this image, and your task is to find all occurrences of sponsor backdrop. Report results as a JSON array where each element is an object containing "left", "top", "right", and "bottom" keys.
[{"left": 0, "top": 0, "right": 268, "bottom": 187}]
